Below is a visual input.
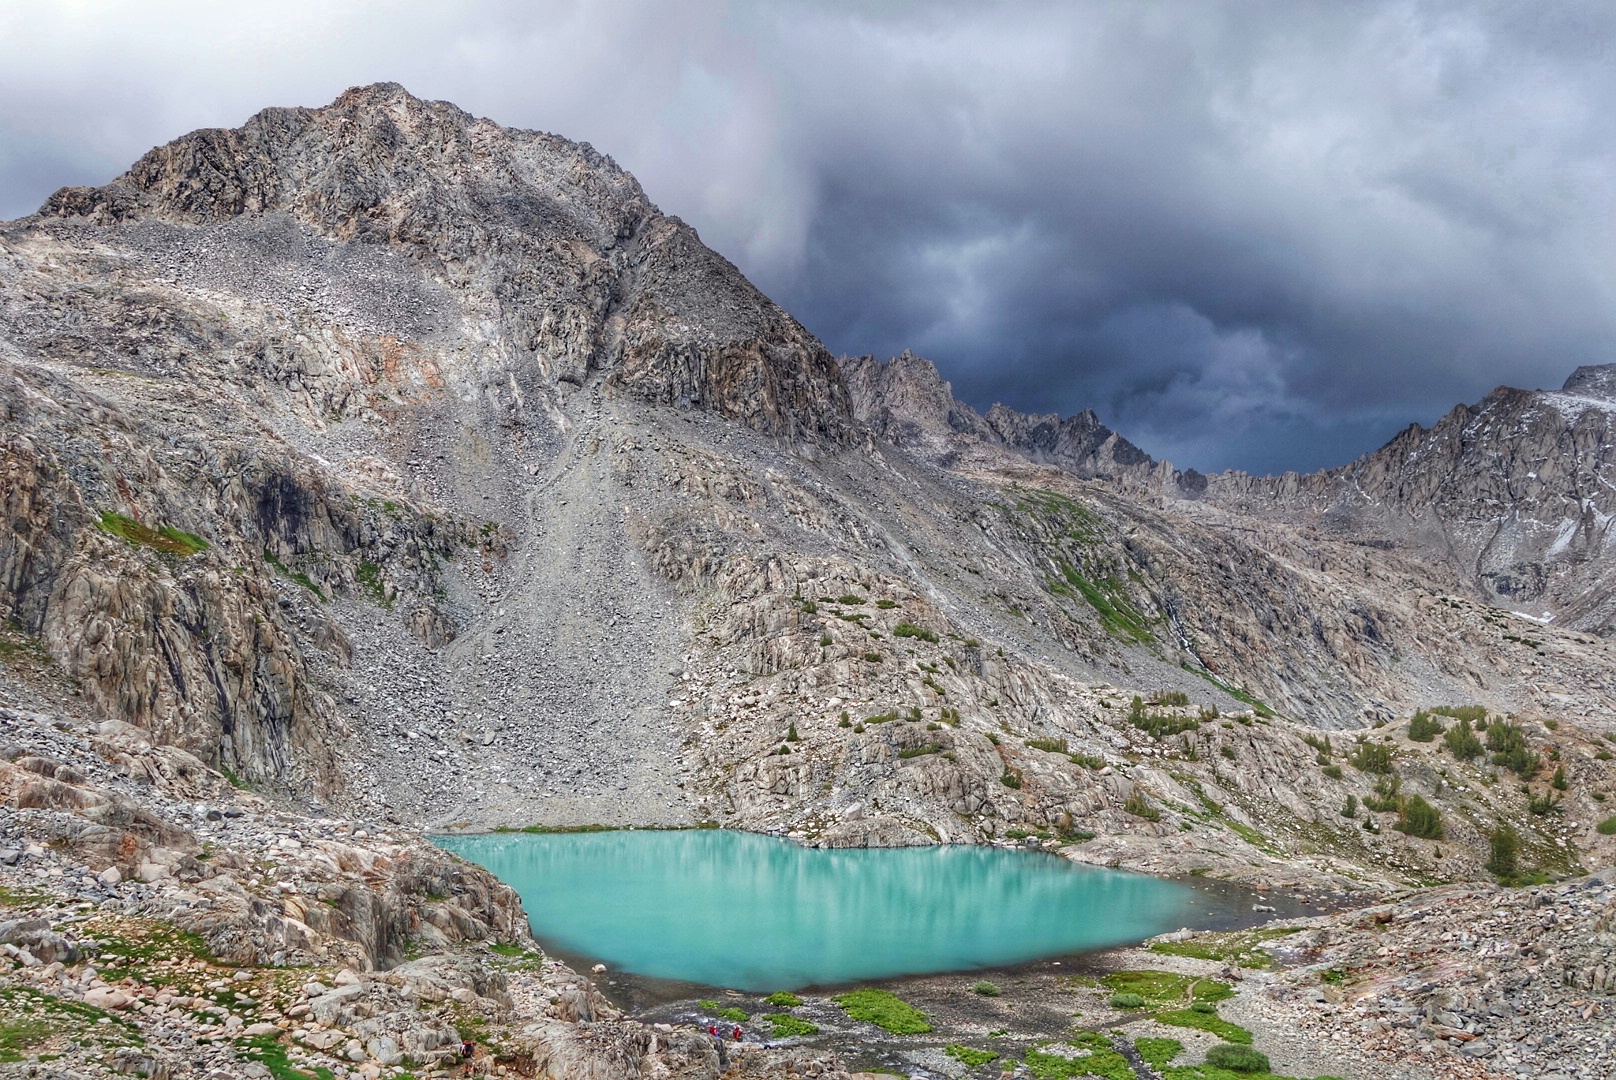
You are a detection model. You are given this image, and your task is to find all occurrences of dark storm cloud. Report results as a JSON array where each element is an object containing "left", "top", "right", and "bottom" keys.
[{"left": 3, "top": 1, "right": 1613, "bottom": 473}]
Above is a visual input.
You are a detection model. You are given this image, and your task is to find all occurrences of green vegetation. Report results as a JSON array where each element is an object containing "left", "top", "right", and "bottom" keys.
[
  {"left": 831, "top": 989, "right": 931, "bottom": 1033},
  {"left": 1364, "top": 775, "right": 1401, "bottom": 813},
  {"left": 875, "top": 598, "right": 898, "bottom": 609},
  {"left": 0, "top": 987, "right": 145, "bottom": 1063},
  {"left": 1148, "top": 928, "right": 1296, "bottom": 970},
  {"left": 1154, "top": 1008, "right": 1253, "bottom": 1043},
  {"left": 1046, "top": 559, "right": 1154, "bottom": 643},
  {"left": 1407, "top": 711, "right": 1444, "bottom": 742},
  {"left": 1551, "top": 765, "right": 1568, "bottom": 791},
  {"left": 1484, "top": 719, "right": 1539, "bottom": 777},
  {"left": 893, "top": 622, "right": 939, "bottom": 642},
  {"left": 898, "top": 744, "right": 942, "bottom": 759},
  {"left": 236, "top": 1035, "right": 336, "bottom": 1080},
  {"left": 1485, "top": 825, "right": 1521, "bottom": 881},
  {"left": 1394, "top": 794, "right": 1443, "bottom": 839},
  {"left": 864, "top": 652, "right": 883, "bottom": 663},
  {"left": 1135, "top": 1038, "right": 1183, "bottom": 1067},
  {"left": 1432, "top": 704, "right": 1488, "bottom": 724},
  {"left": 1340, "top": 794, "right": 1357, "bottom": 818},
  {"left": 1025, "top": 1043, "right": 1132, "bottom": 1080},
  {"left": 1203, "top": 1045, "right": 1272, "bottom": 1073},
  {"left": 1123, "top": 789, "right": 1161, "bottom": 821},
  {"left": 1108, "top": 992, "right": 1146, "bottom": 1009},
  {"left": 1000, "top": 768, "right": 1023, "bottom": 789},
  {"left": 1027, "top": 737, "right": 1070, "bottom": 753},
  {"left": 1101, "top": 971, "right": 1232, "bottom": 1008},
  {"left": 1348, "top": 741, "right": 1394, "bottom": 774},
  {"left": 971, "top": 981, "right": 1001, "bottom": 997},
  {"left": 786, "top": 723, "right": 800, "bottom": 742},
  {"left": 1128, "top": 696, "right": 1199, "bottom": 739},
  {"left": 1442, "top": 719, "right": 1485, "bottom": 761},
  {"left": 1597, "top": 816, "right": 1616, "bottom": 835},
  {"left": 354, "top": 559, "right": 391, "bottom": 608},
  {"left": 836, "top": 594, "right": 866, "bottom": 605},
  {"left": 764, "top": 991, "right": 803, "bottom": 1007},
  {"left": 491, "top": 822, "right": 617, "bottom": 835},
  {"left": 762, "top": 1013, "right": 819, "bottom": 1037},
  {"left": 263, "top": 548, "right": 324, "bottom": 600},
  {"left": 97, "top": 511, "right": 208, "bottom": 556},
  {"left": 945, "top": 1044, "right": 1000, "bottom": 1068},
  {"left": 710, "top": 1007, "right": 749, "bottom": 1023}
]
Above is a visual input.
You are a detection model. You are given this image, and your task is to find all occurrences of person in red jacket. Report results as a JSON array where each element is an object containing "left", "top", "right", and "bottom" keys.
[{"left": 732, "top": 1025, "right": 743, "bottom": 1042}]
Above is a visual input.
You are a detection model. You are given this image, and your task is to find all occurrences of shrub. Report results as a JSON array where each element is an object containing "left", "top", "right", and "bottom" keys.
[
  {"left": 897, "top": 743, "right": 941, "bottom": 759},
  {"left": 944, "top": 1044, "right": 999, "bottom": 1068},
  {"left": 874, "top": 598, "right": 898, "bottom": 609},
  {"left": 1220, "top": 745, "right": 1237, "bottom": 761},
  {"left": 1443, "top": 720, "right": 1485, "bottom": 761},
  {"left": 1349, "top": 741, "right": 1394, "bottom": 774},
  {"left": 1527, "top": 791, "right": 1562, "bottom": 816},
  {"left": 999, "top": 768, "right": 1022, "bottom": 789},
  {"left": 893, "top": 622, "right": 939, "bottom": 642},
  {"left": 1597, "top": 816, "right": 1616, "bottom": 835},
  {"left": 712, "top": 1007, "right": 748, "bottom": 1022},
  {"left": 1364, "top": 774, "right": 1402, "bottom": 813},
  {"left": 1432, "top": 704, "right": 1488, "bottom": 724},
  {"left": 1552, "top": 765, "right": 1568, "bottom": 791},
  {"left": 1395, "top": 794, "right": 1444, "bottom": 839},
  {"left": 764, "top": 991, "right": 802, "bottom": 1007},
  {"left": 1108, "top": 992, "right": 1146, "bottom": 1009},
  {"left": 1027, "top": 737, "right": 1070, "bottom": 753},
  {"left": 1123, "top": 790, "right": 1161, "bottom": 821},
  {"left": 762, "top": 1013, "right": 818, "bottom": 1037},
  {"left": 971, "top": 981, "right": 1001, "bottom": 997},
  {"left": 1408, "top": 711, "right": 1444, "bottom": 742},
  {"left": 1341, "top": 794, "right": 1357, "bottom": 818},
  {"left": 1486, "top": 720, "right": 1540, "bottom": 777},
  {"left": 1322, "top": 764, "right": 1343, "bottom": 780},
  {"left": 800, "top": 600, "right": 818, "bottom": 614},
  {"left": 831, "top": 989, "right": 930, "bottom": 1033},
  {"left": 1134, "top": 1038, "right": 1182, "bottom": 1067},
  {"left": 1485, "top": 825, "right": 1520, "bottom": 880},
  {"left": 785, "top": 723, "right": 800, "bottom": 742},
  {"left": 1152, "top": 691, "right": 1191, "bottom": 707},
  {"left": 1203, "top": 1044, "right": 1271, "bottom": 1073},
  {"left": 836, "top": 594, "right": 866, "bottom": 605},
  {"left": 863, "top": 652, "right": 882, "bottom": 663}
]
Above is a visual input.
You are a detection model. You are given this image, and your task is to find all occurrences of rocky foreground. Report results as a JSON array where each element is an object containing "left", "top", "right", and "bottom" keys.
[{"left": 0, "top": 653, "right": 1612, "bottom": 1080}]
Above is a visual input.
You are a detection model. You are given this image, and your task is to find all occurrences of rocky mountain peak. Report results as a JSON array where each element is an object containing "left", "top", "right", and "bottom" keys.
[
  {"left": 1561, "top": 363, "right": 1616, "bottom": 401},
  {"left": 30, "top": 83, "right": 854, "bottom": 441}
]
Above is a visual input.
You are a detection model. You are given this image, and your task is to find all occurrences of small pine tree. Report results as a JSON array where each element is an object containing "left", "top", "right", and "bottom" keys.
[
  {"left": 1485, "top": 825, "right": 1520, "bottom": 881},
  {"left": 1551, "top": 765, "right": 1568, "bottom": 791},
  {"left": 786, "top": 723, "right": 800, "bottom": 742},
  {"left": 1408, "top": 710, "right": 1444, "bottom": 742},
  {"left": 1341, "top": 794, "right": 1358, "bottom": 818},
  {"left": 1395, "top": 794, "right": 1444, "bottom": 839}
]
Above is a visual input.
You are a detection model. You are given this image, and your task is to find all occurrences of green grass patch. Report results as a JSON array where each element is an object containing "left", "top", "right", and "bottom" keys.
[
  {"left": 762, "top": 1013, "right": 818, "bottom": 1037},
  {"left": 972, "top": 980, "right": 1001, "bottom": 997},
  {"left": 893, "top": 622, "right": 939, "bottom": 642},
  {"left": 832, "top": 988, "right": 931, "bottom": 1033},
  {"left": 1148, "top": 927, "right": 1296, "bottom": 969},
  {"left": 1154, "top": 1008, "right": 1252, "bottom": 1043},
  {"left": 1597, "top": 816, "right": 1616, "bottom": 835},
  {"left": 236, "top": 1035, "right": 333, "bottom": 1080},
  {"left": 1101, "top": 971, "right": 1232, "bottom": 1010},
  {"left": 764, "top": 991, "right": 803, "bottom": 1007},
  {"left": 898, "top": 743, "right": 942, "bottom": 759},
  {"left": 946, "top": 1044, "right": 1000, "bottom": 1068},
  {"left": 97, "top": 511, "right": 208, "bottom": 556},
  {"left": 1135, "top": 1037, "right": 1183, "bottom": 1067},
  {"left": 263, "top": 548, "right": 324, "bottom": 601},
  {"left": 1025, "top": 1044, "right": 1131, "bottom": 1080}
]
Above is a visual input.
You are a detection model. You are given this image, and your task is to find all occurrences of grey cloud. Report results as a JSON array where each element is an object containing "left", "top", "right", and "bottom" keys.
[{"left": 2, "top": 1, "right": 1612, "bottom": 473}]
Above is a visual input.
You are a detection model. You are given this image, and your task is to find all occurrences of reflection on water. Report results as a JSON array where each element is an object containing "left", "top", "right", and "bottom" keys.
[{"left": 436, "top": 830, "right": 1201, "bottom": 990}]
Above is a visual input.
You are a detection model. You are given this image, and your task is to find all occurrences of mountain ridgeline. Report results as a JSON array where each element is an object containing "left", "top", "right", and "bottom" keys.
[{"left": 4, "top": 83, "right": 1615, "bottom": 878}]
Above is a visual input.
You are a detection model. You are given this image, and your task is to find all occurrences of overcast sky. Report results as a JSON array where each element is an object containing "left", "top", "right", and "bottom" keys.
[{"left": 3, "top": 1, "right": 1613, "bottom": 473}]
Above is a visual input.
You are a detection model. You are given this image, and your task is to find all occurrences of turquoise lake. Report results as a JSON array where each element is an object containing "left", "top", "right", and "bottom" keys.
[{"left": 435, "top": 829, "right": 1208, "bottom": 990}]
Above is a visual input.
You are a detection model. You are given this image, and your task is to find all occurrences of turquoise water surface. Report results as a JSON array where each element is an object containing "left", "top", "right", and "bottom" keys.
[{"left": 435, "top": 829, "right": 1201, "bottom": 990}]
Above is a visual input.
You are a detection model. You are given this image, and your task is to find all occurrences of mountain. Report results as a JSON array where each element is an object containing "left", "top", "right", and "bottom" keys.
[
  {"left": 4, "top": 81, "right": 1616, "bottom": 1080},
  {"left": 3, "top": 82, "right": 1616, "bottom": 892}
]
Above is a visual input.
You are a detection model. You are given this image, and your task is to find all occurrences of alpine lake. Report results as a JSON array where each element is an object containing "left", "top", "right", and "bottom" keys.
[{"left": 433, "top": 828, "right": 1287, "bottom": 1001}]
